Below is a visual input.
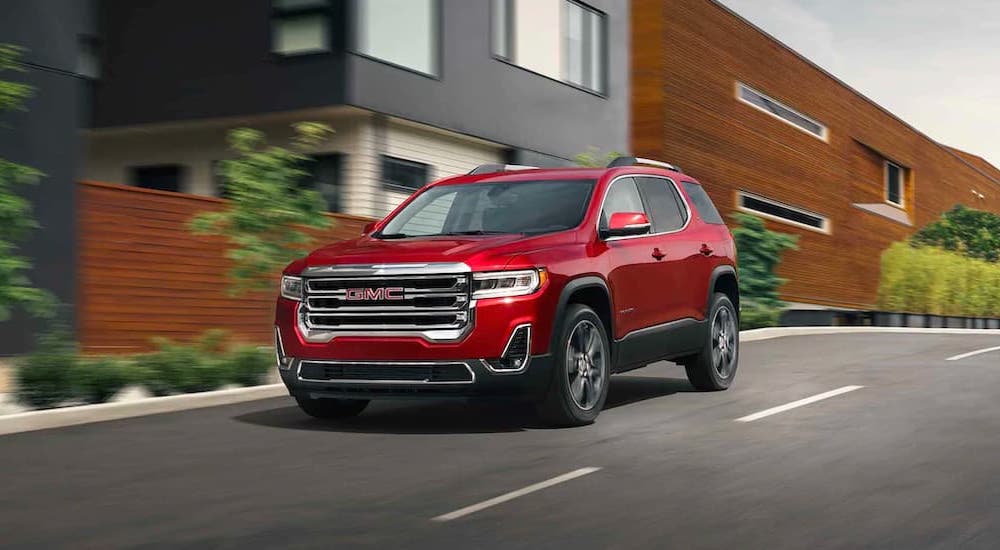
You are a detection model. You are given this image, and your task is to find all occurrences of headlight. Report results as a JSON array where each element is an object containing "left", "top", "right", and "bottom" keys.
[
  {"left": 472, "top": 269, "right": 546, "bottom": 299},
  {"left": 280, "top": 275, "right": 303, "bottom": 301}
]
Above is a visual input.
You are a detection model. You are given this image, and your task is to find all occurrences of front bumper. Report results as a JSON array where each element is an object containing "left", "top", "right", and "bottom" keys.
[
  {"left": 278, "top": 355, "right": 555, "bottom": 400},
  {"left": 273, "top": 284, "right": 560, "bottom": 399}
]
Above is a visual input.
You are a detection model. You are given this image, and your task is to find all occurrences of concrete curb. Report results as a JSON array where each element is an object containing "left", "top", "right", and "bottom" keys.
[
  {"left": 0, "top": 384, "right": 286, "bottom": 436},
  {"left": 1, "top": 326, "right": 996, "bottom": 436}
]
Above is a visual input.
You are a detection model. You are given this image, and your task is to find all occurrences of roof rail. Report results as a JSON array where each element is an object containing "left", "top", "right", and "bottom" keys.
[
  {"left": 468, "top": 163, "right": 538, "bottom": 175},
  {"left": 607, "top": 156, "right": 683, "bottom": 173}
]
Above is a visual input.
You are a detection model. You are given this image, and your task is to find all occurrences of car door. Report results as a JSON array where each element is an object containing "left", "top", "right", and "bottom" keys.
[
  {"left": 599, "top": 177, "right": 671, "bottom": 339},
  {"left": 634, "top": 176, "right": 695, "bottom": 324}
]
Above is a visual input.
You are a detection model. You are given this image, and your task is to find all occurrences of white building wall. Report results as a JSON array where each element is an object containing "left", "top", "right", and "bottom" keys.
[{"left": 83, "top": 109, "right": 505, "bottom": 219}]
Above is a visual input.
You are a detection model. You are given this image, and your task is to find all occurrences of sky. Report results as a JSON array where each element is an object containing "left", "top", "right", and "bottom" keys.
[{"left": 718, "top": 0, "right": 1000, "bottom": 166}]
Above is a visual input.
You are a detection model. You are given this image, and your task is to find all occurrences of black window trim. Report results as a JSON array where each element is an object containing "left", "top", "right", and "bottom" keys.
[
  {"left": 597, "top": 174, "right": 692, "bottom": 242},
  {"left": 737, "top": 190, "right": 831, "bottom": 234}
]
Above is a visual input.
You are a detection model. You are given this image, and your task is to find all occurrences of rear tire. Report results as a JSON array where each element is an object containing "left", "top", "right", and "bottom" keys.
[
  {"left": 537, "top": 304, "right": 611, "bottom": 427},
  {"left": 295, "top": 396, "right": 369, "bottom": 419},
  {"left": 683, "top": 293, "right": 739, "bottom": 391}
]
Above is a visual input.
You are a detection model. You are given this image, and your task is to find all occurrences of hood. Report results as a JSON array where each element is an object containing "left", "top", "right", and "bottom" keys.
[{"left": 304, "top": 234, "right": 538, "bottom": 271}]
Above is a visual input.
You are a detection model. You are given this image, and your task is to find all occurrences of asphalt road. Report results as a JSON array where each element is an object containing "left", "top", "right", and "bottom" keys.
[{"left": 2, "top": 333, "right": 1000, "bottom": 549}]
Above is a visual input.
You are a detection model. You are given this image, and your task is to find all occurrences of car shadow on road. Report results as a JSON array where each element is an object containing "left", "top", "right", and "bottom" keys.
[{"left": 233, "top": 374, "right": 693, "bottom": 435}]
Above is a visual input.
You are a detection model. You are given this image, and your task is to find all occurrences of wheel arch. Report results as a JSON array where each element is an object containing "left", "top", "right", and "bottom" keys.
[
  {"left": 552, "top": 276, "right": 614, "bottom": 353},
  {"left": 709, "top": 265, "right": 739, "bottom": 317}
]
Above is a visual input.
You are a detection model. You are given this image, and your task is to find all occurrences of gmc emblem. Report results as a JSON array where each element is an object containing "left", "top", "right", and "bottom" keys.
[{"left": 344, "top": 287, "right": 405, "bottom": 301}]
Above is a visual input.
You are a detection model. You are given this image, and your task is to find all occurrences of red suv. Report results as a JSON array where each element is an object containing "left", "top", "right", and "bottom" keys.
[{"left": 274, "top": 157, "right": 739, "bottom": 426}]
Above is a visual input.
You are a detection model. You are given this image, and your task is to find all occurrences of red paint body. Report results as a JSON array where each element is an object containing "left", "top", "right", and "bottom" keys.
[{"left": 275, "top": 166, "right": 735, "bottom": 365}]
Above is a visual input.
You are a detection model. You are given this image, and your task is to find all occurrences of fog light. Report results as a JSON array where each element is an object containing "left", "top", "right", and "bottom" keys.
[
  {"left": 274, "top": 326, "right": 294, "bottom": 371},
  {"left": 484, "top": 324, "right": 531, "bottom": 373}
]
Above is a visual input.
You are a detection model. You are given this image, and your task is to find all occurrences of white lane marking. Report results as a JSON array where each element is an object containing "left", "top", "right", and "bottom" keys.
[
  {"left": 735, "top": 386, "right": 864, "bottom": 423},
  {"left": 946, "top": 345, "right": 1000, "bottom": 362},
  {"left": 432, "top": 467, "right": 602, "bottom": 522}
]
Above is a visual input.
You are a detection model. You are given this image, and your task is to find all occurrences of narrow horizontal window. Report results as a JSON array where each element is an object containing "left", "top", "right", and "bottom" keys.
[
  {"left": 737, "top": 83, "right": 827, "bottom": 140},
  {"left": 382, "top": 155, "right": 431, "bottom": 192},
  {"left": 738, "top": 191, "right": 829, "bottom": 233}
]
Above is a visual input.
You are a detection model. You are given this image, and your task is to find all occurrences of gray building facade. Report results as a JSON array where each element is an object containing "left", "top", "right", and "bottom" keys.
[{"left": 0, "top": 0, "right": 629, "bottom": 354}]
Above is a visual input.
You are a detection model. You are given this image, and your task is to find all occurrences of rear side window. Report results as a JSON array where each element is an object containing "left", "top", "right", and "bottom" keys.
[
  {"left": 635, "top": 177, "right": 687, "bottom": 232},
  {"left": 681, "top": 181, "right": 725, "bottom": 225}
]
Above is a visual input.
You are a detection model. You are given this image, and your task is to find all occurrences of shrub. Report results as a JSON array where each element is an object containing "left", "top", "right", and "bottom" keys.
[
  {"left": 74, "top": 356, "right": 134, "bottom": 404},
  {"left": 15, "top": 330, "right": 78, "bottom": 409},
  {"left": 911, "top": 204, "right": 1000, "bottom": 262},
  {"left": 15, "top": 329, "right": 277, "bottom": 409},
  {"left": 877, "top": 242, "right": 1000, "bottom": 317},
  {"left": 223, "top": 345, "right": 274, "bottom": 387},
  {"left": 731, "top": 213, "right": 799, "bottom": 329}
]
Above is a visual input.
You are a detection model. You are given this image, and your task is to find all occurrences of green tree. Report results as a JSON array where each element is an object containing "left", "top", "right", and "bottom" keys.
[
  {"left": 574, "top": 147, "right": 625, "bottom": 168},
  {"left": 731, "top": 212, "right": 799, "bottom": 329},
  {"left": 911, "top": 204, "right": 1000, "bottom": 262},
  {"left": 190, "top": 123, "right": 334, "bottom": 295},
  {"left": 0, "top": 44, "right": 53, "bottom": 321}
]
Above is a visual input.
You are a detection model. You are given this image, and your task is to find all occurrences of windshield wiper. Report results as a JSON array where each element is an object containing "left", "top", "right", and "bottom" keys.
[{"left": 376, "top": 233, "right": 411, "bottom": 239}]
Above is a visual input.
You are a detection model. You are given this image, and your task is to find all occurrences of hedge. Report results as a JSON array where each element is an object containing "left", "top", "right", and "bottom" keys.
[
  {"left": 877, "top": 242, "right": 1000, "bottom": 317},
  {"left": 15, "top": 330, "right": 274, "bottom": 410}
]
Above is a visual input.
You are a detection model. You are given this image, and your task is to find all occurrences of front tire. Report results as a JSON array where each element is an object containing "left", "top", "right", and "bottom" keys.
[
  {"left": 683, "top": 293, "right": 739, "bottom": 391},
  {"left": 295, "top": 396, "right": 370, "bottom": 419},
  {"left": 537, "top": 304, "right": 611, "bottom": 427}
]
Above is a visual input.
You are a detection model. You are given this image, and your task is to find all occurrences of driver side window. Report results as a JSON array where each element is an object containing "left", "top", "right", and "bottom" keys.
[{"left": 600, "top": 177, "right": 646, "bottom": 231}]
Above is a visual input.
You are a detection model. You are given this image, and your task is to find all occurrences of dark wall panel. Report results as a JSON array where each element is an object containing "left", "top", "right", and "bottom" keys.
[
  {"left": 0, "top": 0, "right": 94, "bottom": 354},
  {"left": 94, "top": 0, "right": 349, "bottom": 127}
]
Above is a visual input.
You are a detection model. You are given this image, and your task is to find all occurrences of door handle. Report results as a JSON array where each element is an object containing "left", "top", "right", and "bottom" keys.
[
  {"left": 652, "top": 247, "right": 666, "bottom": 260},
  {"left": 699, "top": 244, "right": 714, "bottom": 256}
]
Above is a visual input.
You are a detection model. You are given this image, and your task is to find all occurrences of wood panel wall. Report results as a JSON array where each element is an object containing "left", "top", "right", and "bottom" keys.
[
  {"left": 632, "top": 0, "right": 1000, "bottom": 309},
  {"left": 78, "top": 181, "right": 371, "bottom": 352}
]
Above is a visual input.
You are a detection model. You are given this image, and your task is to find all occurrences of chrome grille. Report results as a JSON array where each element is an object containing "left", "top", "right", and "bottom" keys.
[{"left": 302, "top": 273, "right": 471, "bottom": 331}]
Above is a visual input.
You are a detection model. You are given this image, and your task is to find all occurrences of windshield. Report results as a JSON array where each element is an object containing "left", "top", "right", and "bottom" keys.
[{"left": 377, "top": 179, "right": 597, "bottom": 238}]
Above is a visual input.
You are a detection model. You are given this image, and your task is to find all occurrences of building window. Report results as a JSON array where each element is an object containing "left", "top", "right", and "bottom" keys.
[
  {"left": 885, "top": 161, "right": 905, "bottom": 207},
  {"left": 737, "top": 83, "right": 827, "bottom": 140},
  {"left": 491, "top": 0, "right": 515, "bottom": 61},
  {"left": 356, "top": 0, "right": 439, "bottom": 76},
  {"left": 382, "top": 156, "right": 431, "bottom": 192},
  {"left": 271, "top": 0, "right": 331, "bottom": 56},
  {"left": 76, "top": 36, "right": 101, "bottom": 79},
  {"left": 564, "top": 1, "right": 606, "bottom": 94},
  {"left": 737, "top": 191, "right": 830, "bottom": 233},
  {"left": 492, "top": 0, "right": 606, "bottom": 94},
  {"left": 129, "top": 165, "right": 185, "bottom": 193},
  {"left": 302, "top": 154, "right": 343, "bottom": 212},
  {"left": 215, "top": 155, "right": 343, "bottom": 212}
]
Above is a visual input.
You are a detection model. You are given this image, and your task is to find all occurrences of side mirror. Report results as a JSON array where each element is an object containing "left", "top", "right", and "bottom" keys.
[
  {"left": 362, "top": 221, "right": 377, "bottom": 235},
  {"left": 605, "top": 212, "right": 651, "bottom": 238}
]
